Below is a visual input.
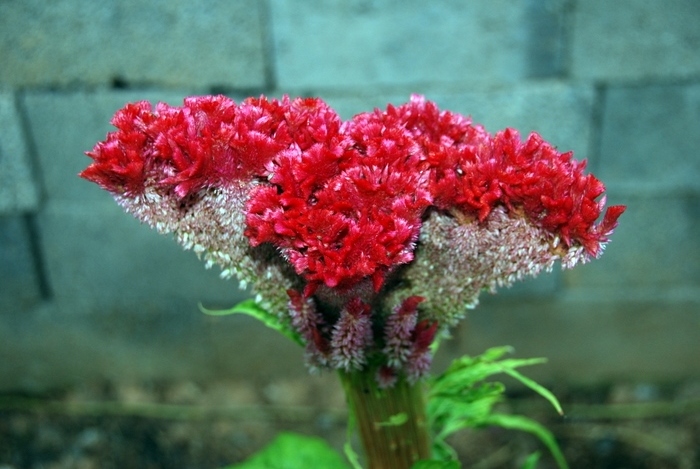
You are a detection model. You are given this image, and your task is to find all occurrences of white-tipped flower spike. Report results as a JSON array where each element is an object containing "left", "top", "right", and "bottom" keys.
[{"left": 330, "top": 298, "right": 373, "bottom": 372}]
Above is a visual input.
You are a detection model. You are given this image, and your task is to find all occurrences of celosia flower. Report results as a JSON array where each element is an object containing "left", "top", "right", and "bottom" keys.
[
  {"left": 381, "top": 296, "right": 438, "bottom": 386},
  {"left": 287, "top": 289, "right": 330, "bottom": 370},
  {"left": 81, "top": 94, "right": 624, "bottom": 384},
  {"left": 330, "top": 297, "right": 373, "bottom": 371},
  {"left": 405, "top": 319, "right": 438, "bottom": 383},
  {"left": 383, "top": 296, "right": 424, "bottom": 369}
]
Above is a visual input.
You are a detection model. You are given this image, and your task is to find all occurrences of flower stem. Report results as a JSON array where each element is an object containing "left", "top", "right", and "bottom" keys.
[{"left": 339, "top": 369, "right": 431, "bottom": 469}]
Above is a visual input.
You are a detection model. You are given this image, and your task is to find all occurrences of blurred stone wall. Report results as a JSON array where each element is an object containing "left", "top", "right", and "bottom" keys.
[{"left": 1, "top": 0, "right": 698, "bottom": 391}]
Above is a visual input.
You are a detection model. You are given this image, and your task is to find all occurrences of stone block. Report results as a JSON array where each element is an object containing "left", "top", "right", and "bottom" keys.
[
  {"left": 24, "top": 90, "right": 253, "bottom": 312},
  {"left": 571, "top": 0, "right": 700, "bottom": 80},
  {"left": 37, "top": 200, "right": 248, "bottom": 313},
  {"left": 22, "top": 90, "right": 200, "bottom": 203},
  {"left": 0, "top": 0, "right": 266, "bottom": 89},
  {"left": 0, "top": 91, "right": 38, "bottom": 214},
  {"left": 434, "top": 83, "right": 595, "bottom": 158},
  {"left": 325, "top": 82, "right": 595, "bottom": 158},
  {"left": 563, "top": 193, "right": 700, "bottom": 293},
  {"left": 0, "top": 302, "right": 302, "bottom": 392},
  {"left": 598, "top": 83, "right": 700, "bottom": 191},
  {"left": 5, "top": 293, "right": 699, "bottom": 392},
  {"left": 271, "top": 0, "right": 568, "bottom": 90},
  {"left": 523, "top": 0, "right": 569, "bottom": 79},
  {"left": 0, "top": 216, "right": 42, "bottom": 312},
  {"left": 443, "top": 295, "right": 700, "bottom": 385}
]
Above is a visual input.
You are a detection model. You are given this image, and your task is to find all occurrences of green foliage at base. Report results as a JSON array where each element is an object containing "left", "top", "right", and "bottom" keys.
[
  {"left": 427, "top": 346, "right": 569, "bottom": 469},
  {"left": 223, "top": 432, "right": 351, "bottom": 469}
]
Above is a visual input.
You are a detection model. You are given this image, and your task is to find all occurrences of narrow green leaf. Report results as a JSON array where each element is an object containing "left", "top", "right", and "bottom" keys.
[
  {"left": 343, "top": 441, "right": 363, "bottom": 469},
  {"left": 430, "top": 356, "right": 546, "bottom": 398},
  {"left": 222, "top": 432, "right": 350, "bottom": 469},
  {"left": 200, "top": 299, "right": 303, "bottom": 346},
  {"left": 376, "top": 412, "right": 408, "bottom": 427},
  {"left": 343, "top": 403, "right": 363, "bottom": 469},
  {"left": 482, "top": 414, "right": 569, "bottom": 469},
  {"left": 431, "top": 440, "right": 459, "bottom": 463},
  {"left": 500, "top": 367, "right": 564, "bottom": 416},
  {"left": 520, "top": 452, "right": 541, "bottom": 469},
  {"left": 479, "top": 346, "right": 515, "bottom": 362},
  {"left": 494, "top": 357, "right": 548, "bottom": 369}
]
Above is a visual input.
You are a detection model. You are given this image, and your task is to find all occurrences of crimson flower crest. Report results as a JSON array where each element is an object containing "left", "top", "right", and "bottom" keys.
[{"left": 81, "top": 94, "right": 624, "bottom": 385}]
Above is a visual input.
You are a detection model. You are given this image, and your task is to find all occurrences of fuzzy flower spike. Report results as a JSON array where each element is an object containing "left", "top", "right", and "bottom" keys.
[{"left": 81, "top": 94, "right": 624, "bottom": 386}]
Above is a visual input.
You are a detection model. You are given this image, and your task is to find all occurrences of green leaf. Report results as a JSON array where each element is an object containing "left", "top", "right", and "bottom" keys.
[
  {"left": 343, "top": 404, "right": 363, "bottom": 469},
  {"left": 426, "top": 347, "right": 569, "bottom": 469},
  {"left": 429, "top": 382, "right": 505, "bottom": 440},
  {"left": 520, "top": 452, "right": 541, "bottom": 469},
  {"left": 343, "top": 441, "right": 362, "bottom": 469},
  {"left": 482, "top": 414, "right": 569, "bottom": 469},
  {"left": 376, "top": 412, "right": 408, "bottom": 427},
  {"left": 500, "top": 366, "right": 564, "bottom": 416},
  {"left": 478, "top": 345, "right": 514, "bottom": 362},
  {"left": 429, "top": 351, "right": 546, "bottom": 398},
  {"left": 200, "top": 299, "right": 303, "bottom": 346},
  {"left": 412, "top": 460, "right": 461, "bottom": 469},
  {"left": 222, "top": 432, "right": 351, "bottom": 469}
]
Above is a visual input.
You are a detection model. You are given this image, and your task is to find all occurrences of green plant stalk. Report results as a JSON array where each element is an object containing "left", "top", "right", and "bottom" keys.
[{"left": 339, "top": 369, "right": 431, "bottom": 469}]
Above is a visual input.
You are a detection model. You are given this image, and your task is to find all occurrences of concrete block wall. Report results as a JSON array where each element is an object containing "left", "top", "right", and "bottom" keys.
[{"left": 1, "top": 0, "right": 698, "bottom": 391}]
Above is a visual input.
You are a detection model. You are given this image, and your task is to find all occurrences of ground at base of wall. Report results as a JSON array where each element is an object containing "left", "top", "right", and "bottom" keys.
[{"left": 0, "top": 378, "right": 698, "bottom": 469}]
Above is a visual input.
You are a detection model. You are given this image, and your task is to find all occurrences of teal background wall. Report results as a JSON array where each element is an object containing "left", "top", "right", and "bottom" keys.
[{"left": 1, "top": 0, "right": 699, "bottom": 391}]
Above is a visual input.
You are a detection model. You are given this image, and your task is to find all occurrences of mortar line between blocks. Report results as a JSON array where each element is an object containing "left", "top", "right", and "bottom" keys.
[
  {"left": 259, "top": 0, "right": 278, "bottom": 92},
  {"left": 587, "top": 82, "right": 608, "bottom": 175},
  {"left": 23, "top": 213, "right": 53, "bottom": 301}
]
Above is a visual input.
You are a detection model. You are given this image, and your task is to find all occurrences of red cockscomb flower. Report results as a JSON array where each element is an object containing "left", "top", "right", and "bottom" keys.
[{"left": 81, "top": 94, "right": 625, "bottom": 382}]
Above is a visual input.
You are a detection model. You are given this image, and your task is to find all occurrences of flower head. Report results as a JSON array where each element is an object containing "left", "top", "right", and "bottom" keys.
[
  {"left": 82, "top": 94, "right": 624, "bottom": 385},
  {"left": 330, "top": 298, "right": 373, "bottom": 371}
]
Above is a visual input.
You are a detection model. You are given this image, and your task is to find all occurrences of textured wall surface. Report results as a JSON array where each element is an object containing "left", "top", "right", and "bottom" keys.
[{"left": 0, "top": 0, "right": 698, "bottom": 391}]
